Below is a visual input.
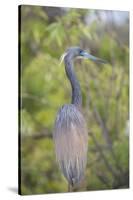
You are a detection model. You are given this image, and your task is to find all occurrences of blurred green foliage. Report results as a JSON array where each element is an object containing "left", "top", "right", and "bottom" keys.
[{"left": 20, "top": 5, "right": 129, "bottom": 194}]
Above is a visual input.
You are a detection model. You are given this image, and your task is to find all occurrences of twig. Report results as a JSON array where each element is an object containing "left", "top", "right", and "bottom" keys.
[{"left": 89, "top": 131, "right": 118, "bottom": 179}]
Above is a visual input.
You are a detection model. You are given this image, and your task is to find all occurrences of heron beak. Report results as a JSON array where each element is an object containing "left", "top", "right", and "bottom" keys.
[{"left": 81, "top": 51, "right": 107, "bottom": 64}]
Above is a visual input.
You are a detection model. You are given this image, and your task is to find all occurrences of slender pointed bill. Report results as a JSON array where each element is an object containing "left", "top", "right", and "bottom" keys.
[{"left": 81, "top": 51, "right": 107, "bottom": 64}]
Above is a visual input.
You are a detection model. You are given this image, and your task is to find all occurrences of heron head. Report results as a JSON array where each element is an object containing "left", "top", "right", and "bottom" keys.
[{"left": 61, "top": 46, "right": 107, "bottom": 64}]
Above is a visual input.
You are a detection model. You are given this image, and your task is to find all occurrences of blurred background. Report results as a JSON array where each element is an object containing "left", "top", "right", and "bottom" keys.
[{"left": 19, "top": 5, "right": 129, "bottom": 195}]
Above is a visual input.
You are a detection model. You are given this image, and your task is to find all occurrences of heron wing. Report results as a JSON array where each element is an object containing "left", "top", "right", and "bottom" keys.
[{"left": 53, "top": 104, "right": 88, "bottom": 185}]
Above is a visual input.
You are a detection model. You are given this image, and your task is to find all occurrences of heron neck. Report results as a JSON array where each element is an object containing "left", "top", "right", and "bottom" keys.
[{"left": 64, "top": 57, "right": 82, "bottom": 107}]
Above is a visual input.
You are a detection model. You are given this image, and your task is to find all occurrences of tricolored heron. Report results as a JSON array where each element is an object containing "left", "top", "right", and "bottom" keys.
[{"left": 53, "top": 47, "right": 106, "bottom": 191}]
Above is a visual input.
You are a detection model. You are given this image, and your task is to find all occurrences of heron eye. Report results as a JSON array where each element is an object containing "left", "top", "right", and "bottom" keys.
[{"left": 79, "top": 50, "right": 84, "bottom": 56}]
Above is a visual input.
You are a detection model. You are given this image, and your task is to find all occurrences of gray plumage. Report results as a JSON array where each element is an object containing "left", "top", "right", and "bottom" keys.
[
  {"left": 54, "top": 104, "right": 88, "bottom": 186},
  {"left": 53, "top": 47, "right": 106, "bottom": 187}
]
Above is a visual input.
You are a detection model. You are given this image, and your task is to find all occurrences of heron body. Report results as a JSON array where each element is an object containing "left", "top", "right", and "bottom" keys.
[
  {"left": 54, "top": 104, "right": 88, "bottom": 186},
  {"left": 53, "top": 47, "right": 106, "bottom": 188}
]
